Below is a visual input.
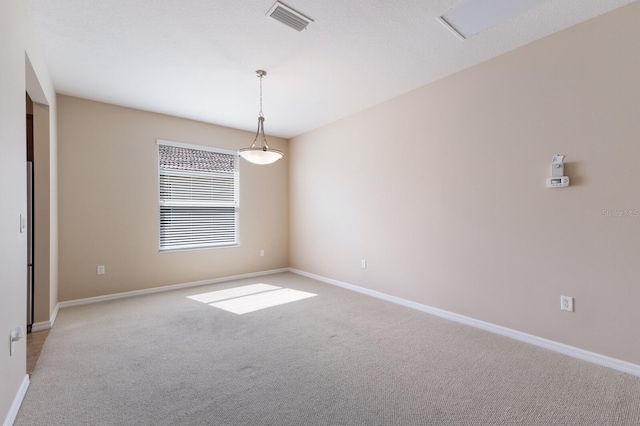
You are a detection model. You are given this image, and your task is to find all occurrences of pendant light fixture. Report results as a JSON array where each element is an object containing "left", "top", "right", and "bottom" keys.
[{"left": 239, "top": 70, "right": 284, "bottom": 165}]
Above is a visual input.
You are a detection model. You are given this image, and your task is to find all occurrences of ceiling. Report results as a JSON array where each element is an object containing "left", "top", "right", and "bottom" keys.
[{"left": 28, "top": 0, "right": 635, "bottom": 139}]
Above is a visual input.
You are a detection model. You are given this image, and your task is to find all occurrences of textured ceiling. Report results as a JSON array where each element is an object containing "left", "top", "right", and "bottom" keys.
[{"left": 28, "top": 0, "right": 635, "bottom": 139}]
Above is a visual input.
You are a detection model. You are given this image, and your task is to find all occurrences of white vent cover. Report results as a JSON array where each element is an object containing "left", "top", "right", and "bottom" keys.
[{"left": 267, "top": 1, "right": 313, "bottom": 32}]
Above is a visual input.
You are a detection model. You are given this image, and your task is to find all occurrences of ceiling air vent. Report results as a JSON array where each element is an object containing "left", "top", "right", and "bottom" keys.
[{"left": 267, "top": 1, "right": 313, "bottom": 32}]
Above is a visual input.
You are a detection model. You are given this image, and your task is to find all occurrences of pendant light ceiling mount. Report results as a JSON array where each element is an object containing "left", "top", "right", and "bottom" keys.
[{"left": 239, "top": 69, "right": 284, "bottom": 165}]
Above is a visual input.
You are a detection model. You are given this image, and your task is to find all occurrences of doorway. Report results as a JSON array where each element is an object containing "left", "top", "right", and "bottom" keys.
[
  {"left": 26, "top": 93, "right": 35, "bottom": 332},
  {"left": 25, "top": 54, "right": 55, "bottom": 332}
]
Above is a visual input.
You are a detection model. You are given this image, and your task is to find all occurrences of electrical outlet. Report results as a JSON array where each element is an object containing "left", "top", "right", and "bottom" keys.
[
  {"left": 560, "top": 295, "right": 574, "bottom": 312},
  {"left": 97, "top": 265, "right": 105, "bottom": 275},
  {"left": 260, "top": 249, "right": 264, "bottom": 257},
  {"left": 361, "top": 259, "right": 367, "bottom": 269}
]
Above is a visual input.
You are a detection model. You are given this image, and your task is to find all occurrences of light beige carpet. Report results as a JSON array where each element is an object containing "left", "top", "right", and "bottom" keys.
[{"left": 16, "top": 272, "right": 640, "bottom": 425}]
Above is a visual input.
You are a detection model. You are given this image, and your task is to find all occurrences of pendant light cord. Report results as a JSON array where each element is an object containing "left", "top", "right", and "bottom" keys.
[{"left": 259, "top": 72, "right": 264, "bottom": 118}]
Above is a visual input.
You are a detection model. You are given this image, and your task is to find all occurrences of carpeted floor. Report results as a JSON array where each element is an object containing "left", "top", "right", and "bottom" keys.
[{"left": 15, "top": 272, "right": 640, "bottom": 425}]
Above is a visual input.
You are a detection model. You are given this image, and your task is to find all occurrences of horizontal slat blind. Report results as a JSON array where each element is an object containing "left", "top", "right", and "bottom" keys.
[
  {"left": 159, "top": 173, "right": 236, "bottom": 206},
  {"left": 158, "top": 142, "right": 239, "bottom": 251}
]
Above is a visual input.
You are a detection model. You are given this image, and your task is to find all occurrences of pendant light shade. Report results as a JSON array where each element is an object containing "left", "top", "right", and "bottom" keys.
[{"left": 239, "top": 70, "right": 284, "bottom": 165}]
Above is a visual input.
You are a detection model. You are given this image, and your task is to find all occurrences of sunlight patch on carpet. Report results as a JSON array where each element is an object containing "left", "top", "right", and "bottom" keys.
[
  {"left": 187, "top": 284, "right": 317, "bottom": 314},
  {"left": 187, "top": 284, "right": 280, "bottom": 304}
]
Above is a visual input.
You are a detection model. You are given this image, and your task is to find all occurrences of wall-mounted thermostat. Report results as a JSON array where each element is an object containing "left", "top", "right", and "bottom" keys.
[
  {"left": 546, "top": 176, "right": 570, "bottom": 188},
  {"left": 547, "top": 154, "right": 570, "bottom": 188}
]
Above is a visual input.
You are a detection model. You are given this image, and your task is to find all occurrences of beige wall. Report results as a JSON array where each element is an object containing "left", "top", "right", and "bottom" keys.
[
  {"left": 1, "top": 1, "right": 57, "bottom": 423},
  {"left": 290, "top": 2, "right": 640, "bottom": 365},
  {"left": 57, "top": 96, "right": 289, "bottom": 301}
]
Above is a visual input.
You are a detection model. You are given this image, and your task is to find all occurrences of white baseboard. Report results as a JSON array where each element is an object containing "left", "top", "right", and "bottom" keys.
[
  {"left": 289, "top": 268, "right": 640, "bottom": 378},
  {"left": 57, "top": 268, "right": 290, "bottom": 309},
  {"left": 50, "top": 303, "right": 59, "bottom": 327},
  {"left": 50, "top": 266, "right": 640, "bottom": 377},
  {"left": 30, "top": 321, "right": 51, "bottom": 332},
  {"left": 3, "top": 375, "right": 29, "bottom": 426},
  {"left": 31, "top": 302, "right": 60, "bottom": 332}
]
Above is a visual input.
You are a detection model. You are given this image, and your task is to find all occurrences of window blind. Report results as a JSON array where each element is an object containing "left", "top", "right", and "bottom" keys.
[{"left": 158, "top": 141, "right": 239, "bottom": 251}]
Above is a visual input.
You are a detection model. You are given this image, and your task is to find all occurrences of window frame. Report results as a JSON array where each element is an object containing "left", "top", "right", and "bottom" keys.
[{"left": 157, "top": 139, "right": 239, "bottom": 252}]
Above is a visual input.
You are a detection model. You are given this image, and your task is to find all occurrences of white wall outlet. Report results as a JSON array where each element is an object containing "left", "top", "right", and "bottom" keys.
[
  {"left": 260, "top": 249, "right": 264, "bottom": 257},
  {"left": 361, "top": 259, "right": 367, "bottom": 269},
  {"left": 560, "top": 295, "right": 574, "bottom": 312},
  {"left": 97, "top": 265, "right": 105, "bottom": 275}
]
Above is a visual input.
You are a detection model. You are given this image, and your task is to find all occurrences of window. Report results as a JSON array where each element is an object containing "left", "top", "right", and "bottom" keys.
[{"left": 157, "top": 140, "right": 239, "bottom": 251}]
